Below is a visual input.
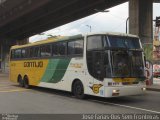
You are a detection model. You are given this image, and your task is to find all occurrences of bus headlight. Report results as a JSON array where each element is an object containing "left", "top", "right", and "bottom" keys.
[
  {"left": 142, "top": 88, "right": 146, "bottom": 91},
  {"left": 112, "top": 89, "right": 120, "bottom": 96},
  {"left": 113, "top": 90, "right": 119, "bottom": 93}
]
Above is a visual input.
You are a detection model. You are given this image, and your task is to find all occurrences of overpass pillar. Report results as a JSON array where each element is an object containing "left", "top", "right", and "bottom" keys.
[
  {"left": 129, "top": 0, "right": 153, "bottom": 61},
  {"left": 0, "top": 38, "right": 29, "bottom": 73},
  {"left": 0, "top": 42, "right": 2, "bottom": 72},
  {"left": 0, "top": 40, "right": 10, "bottom": 73}
]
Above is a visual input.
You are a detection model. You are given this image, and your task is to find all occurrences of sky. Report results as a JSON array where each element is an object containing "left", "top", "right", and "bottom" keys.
[{"left": 29, "top": 2, "right": 160, "bottom": 42}]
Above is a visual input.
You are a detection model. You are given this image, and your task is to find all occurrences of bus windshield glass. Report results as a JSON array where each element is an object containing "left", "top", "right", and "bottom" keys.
[
  {"left": 108, "top": 36, "right": 141, "bottom": 49},
  {"left": 107, "top": 36, "right": 144, "bottom": 78},
  {"left": 111, "top": 50, "right": 130, "bottom": 77},
  {"left": 111, "top": 50, "right": 144, "bottom": 78}
]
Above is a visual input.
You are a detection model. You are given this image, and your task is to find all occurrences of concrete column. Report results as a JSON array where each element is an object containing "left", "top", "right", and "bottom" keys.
[
  {"left": 0, "top": 42, "right": 2, "bottom": 72},
  {"left": 0, "top": 38, "right": 29, "bottom": 73},
  {"left": 129, "top": 0, "right": 153, "bottom": 43},
  {"left": 1, "top": 39, "right": 10, "bottom": 73},
  {"left": 129, "top": 0, "right": 153, "bottom": 61}
]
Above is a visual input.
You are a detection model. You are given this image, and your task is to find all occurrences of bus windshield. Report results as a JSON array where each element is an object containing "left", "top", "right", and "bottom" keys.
[
  {"left": 108, "top": 36, "right": 141, "bottom": 49},
  {"left": 111, "top": 50, "right": 144, "bottom": 78},
  {"left": 86, "top": 35, "right": 145, "bottom": 79},
  {"left": 108, "top": 36, "right": 144, "bottom": 78},
  {"left": 111, "top": 50, "right": 130, "bottom": 77}
]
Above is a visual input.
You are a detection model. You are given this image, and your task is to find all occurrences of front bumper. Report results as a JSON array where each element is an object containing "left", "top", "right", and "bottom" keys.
[{"left": 104, "top": 85, "right": 146, "bottom": 97}]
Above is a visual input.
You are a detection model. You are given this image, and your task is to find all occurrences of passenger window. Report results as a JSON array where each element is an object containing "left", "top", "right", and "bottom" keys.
[
  {"left": 30, "top": 47, "right": 34, "bottom": 58},
  {"left": 59, "top": 42, "right": 66, "bottom": 55},
  {"left": 75, "top": 40, "right": 83, "bottom": 55},
  {"left": 29, "top": 47, "right": 40, "bottom": 58},
  {"left": 34, "top": 47, "right": 40, "bottom": 58},
  {"left": 25, "top": 48, "right": 30, "bottom": 58},
  {"left": 68, "top": 40, "right": 83, "bottom": 55},
  {"left": 21, "top": 49, "right": 26, "bottom": 58},
  {"left": 41, "top": 45, "right": 51, "bottom": 57},
  {"left": 52, "top": 42, "right": 66, "bottom": 56},
  {"left": 68, "top": 41, "right": 75, "bottom": 55},
  {"left": 15, "top": 49, "right": 21, "bottom": 58},
  {"left": 52, "top": 43, "right": 59, "bottom": 56}
]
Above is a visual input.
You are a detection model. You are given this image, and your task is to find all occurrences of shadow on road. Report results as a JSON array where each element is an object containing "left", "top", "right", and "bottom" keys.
[{"left": 22, "top": 85, "right": 147, "bottom": 105}]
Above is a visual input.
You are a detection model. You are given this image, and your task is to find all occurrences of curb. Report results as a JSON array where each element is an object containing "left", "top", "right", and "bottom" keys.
[{"left": 147, "top": 88, "right": 160, "bottom": 92}]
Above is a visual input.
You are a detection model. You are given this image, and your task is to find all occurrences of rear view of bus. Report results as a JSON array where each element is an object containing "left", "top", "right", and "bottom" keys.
[{"left": 86, "top": 33, "right": 146, "bottom": 97}]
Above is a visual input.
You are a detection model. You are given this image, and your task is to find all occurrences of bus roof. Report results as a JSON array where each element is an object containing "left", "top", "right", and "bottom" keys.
[
  {"left": 87, "top": 32, "right": 139, "bottom": 38},
  {"left": 11, "top": 35, "right": 83, "bottom": 49},
  {"left": 11, "top": 32, "right": 139, "bottom": 49}
]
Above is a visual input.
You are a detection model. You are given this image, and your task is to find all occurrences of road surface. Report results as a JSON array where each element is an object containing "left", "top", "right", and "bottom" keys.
[{"left": 0, "top": 74, "right": 160, "bottom": 120}]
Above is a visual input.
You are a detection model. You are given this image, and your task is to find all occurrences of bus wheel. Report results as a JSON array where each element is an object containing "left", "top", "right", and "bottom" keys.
[
  {"left": 24, "top": 76, "right": 30, "bottom": 89},
  {"left": 18, "top": 75, "right": 24, "bottom": 87},
  {"left": 73, "top": 80, "right": 85, "bottom": 99}
]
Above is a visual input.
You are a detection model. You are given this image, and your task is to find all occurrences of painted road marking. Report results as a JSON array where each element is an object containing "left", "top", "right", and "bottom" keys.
[
  {"left": 0, "top": 85, "right": 11, "bottom": 87},
  {"left": 0, "top": 89, "right": 29, "bottom": 93},
  {"left": 0, "top": 82, "right": 12, "bottom": 84},
  {"left": 89, "top": 99, "right": 160, "bottom": 114},
  {"left": 0, "top": 86, "right": 19, "bottom": 89}
]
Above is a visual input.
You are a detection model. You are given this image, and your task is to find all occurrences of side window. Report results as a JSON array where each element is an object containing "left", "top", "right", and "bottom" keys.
[
  {"left": 34, "top": 47, "right": 40, "bottom": 58},
  {"left": 52, "top": 42, "right": 66, "bottom": 56},
  {"left": 68, "top": 40, "right": 84, "bottom": 55},
  {"left": 45, "top": 45, "right": 51, "bottom": 57},
  {"left": 15, "top": 49, "right": 21, "bottom": 59},
  {"left": 16, "top": 48, "right": 30, "bottom": 59},
  {"left": 29, "top": 47, "right": 40, "bottom": 58},
  {"left": 30, "top": 47, "right": 34, "bottom": 58},
  {"left": 75, "top": 40, "right": 83, "bottom": 54},
  {"left": 52, "top": 43, "right": 59, "bottom": 56},
  {"left": 59, "top": 42, "right": 66, "bottom": 55},
  {"left": 87, "top": 36, "right": 103, "bottom": 50},
  {"left": 41, "top": 45, "right": 51, "bottom": 57},
  {"left": 68, "top": 41, "right": 75, "bottom": 55},
  {"left": 11, "top": 50, "right": 14, "bottom": 59},
  {"left": 21, "top": 49, "right": 26, "bottom": 58},
  {"left": 25, "top": 48, "right": 30, "bottom": 58}
]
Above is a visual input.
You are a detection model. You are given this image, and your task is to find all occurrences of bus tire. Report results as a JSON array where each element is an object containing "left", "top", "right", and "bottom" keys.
[
  {"left": 18, "top": 75, "right": 24, "bottom": 87},
  {"left": 73, "top": 80, "right": 85, "bottom": 99},
  {"left": 23, "top": 76, "right": 30, "bottom": 89}
]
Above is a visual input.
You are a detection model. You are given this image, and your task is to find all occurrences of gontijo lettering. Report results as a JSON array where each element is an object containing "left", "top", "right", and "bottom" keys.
[{"left": 24, "top": 61, "right": 43, "bottom": 68}]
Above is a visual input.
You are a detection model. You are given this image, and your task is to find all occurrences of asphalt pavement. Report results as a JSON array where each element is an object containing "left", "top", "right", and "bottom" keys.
[{"left": 0, "top": 73, "right": 160, "bottom": 120}]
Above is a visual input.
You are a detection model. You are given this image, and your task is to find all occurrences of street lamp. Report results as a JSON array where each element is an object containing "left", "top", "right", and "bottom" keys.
[
  {"left": 86, "top": 25, "right": 92, "bottom": 32},
  {"left": 85, "top": 9, "right": 109, "bottom": 32}
]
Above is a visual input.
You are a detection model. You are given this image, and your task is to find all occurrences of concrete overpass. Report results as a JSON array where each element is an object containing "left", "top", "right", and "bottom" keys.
[
  {"left": 0, "top": 0, "right": 129, "bottom": 40},
  {"left": 0, "top": 0, "right": 159, "bottom": 72},
  {"left": 0, "top": 0, "right": 159, "bottom": 39}
]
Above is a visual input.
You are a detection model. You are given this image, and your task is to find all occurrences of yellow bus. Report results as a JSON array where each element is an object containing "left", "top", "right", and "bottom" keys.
[{"left": 10, "top": 32, "right": 146, "bottom": 98}]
